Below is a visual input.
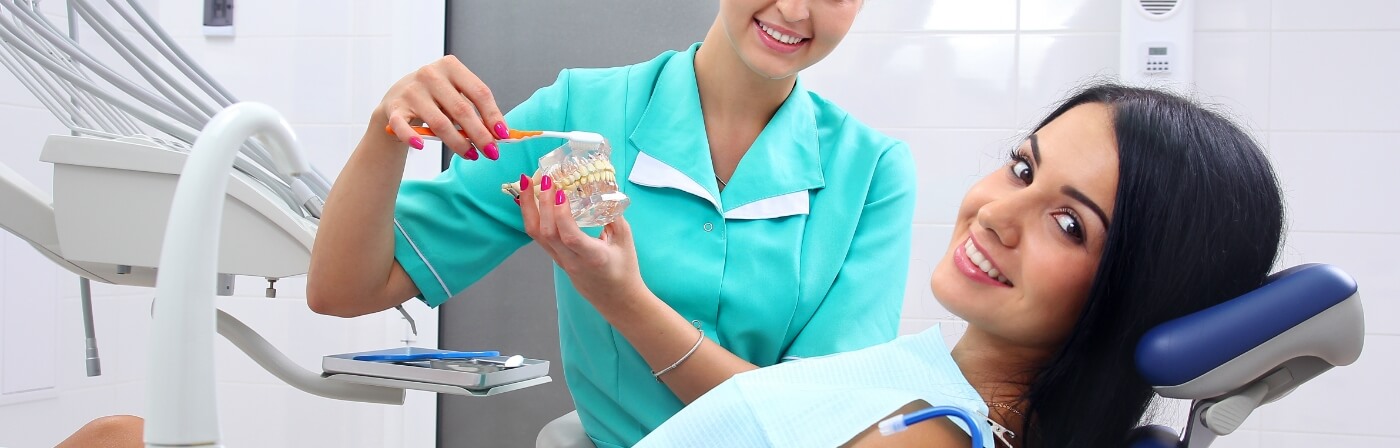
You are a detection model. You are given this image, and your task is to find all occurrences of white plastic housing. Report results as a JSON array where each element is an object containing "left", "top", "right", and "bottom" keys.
[
  {"left": 1120, "top": 0, "right": 1195, "bottom": 88},
  {"left": 0, "top": 160, "right": 157, "bottom": 286},
  {"left": 40, "top": 134, "right": 316, "bottom": 279}
]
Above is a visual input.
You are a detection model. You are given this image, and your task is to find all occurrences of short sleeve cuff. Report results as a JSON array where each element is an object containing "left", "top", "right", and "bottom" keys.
[{"left": 392, "top": 219, "right": 453, "bottom": 307}]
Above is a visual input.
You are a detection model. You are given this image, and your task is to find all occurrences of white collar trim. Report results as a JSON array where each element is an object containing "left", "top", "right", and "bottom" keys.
[{"left": 627, "top": 152, "right": 810, "bottom": 219}]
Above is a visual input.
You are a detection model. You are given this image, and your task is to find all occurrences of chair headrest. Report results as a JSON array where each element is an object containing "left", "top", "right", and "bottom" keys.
[{"left": 1135, "top": 264, "right": 1364, "bottom": 399}]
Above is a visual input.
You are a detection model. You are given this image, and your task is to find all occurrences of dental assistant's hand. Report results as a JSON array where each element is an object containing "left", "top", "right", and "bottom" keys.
[
  {"left": 516, "top": 173, "right": 759, "bottom": 403},
  {"left": 517, "top": 174, "right": 648, "bottom": 308},
  {"left": 375, "top": 55, "right": 509, "bottom": 161}
]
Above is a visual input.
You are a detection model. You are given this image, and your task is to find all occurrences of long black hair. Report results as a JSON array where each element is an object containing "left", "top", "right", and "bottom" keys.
[{"left": 1018, "top": 85, "right": 1285, "bottom": 447}]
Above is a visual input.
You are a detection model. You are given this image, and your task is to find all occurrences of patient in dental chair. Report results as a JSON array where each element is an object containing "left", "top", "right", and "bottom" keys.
[
  {"left": 630, "top": 84, "right": 1285, "bottom": 448},
  {"left": 56, "top": 84, "right": 1284, "bottom": 448}
]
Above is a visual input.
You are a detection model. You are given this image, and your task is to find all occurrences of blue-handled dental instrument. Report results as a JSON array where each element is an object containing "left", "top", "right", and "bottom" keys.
[{"left": 352, "top": 350, "right": 501, "bottom": 362}]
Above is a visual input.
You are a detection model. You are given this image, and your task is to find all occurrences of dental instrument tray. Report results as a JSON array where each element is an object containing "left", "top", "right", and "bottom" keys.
[{"left": 322, "top": 347, "right": 551, "bottom": 397}]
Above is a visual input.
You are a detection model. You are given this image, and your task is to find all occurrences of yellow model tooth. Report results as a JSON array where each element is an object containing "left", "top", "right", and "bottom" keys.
[{"left": 499, "top": 156, "right": 622, "bottom": 202}]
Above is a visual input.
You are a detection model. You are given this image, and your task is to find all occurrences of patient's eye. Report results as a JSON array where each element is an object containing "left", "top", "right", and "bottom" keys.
[
  {"left": 1008, "top": 152, "right": 1033, "bottom": 184},
  {"left": 1054, "top": 212, "right": 1084, "bottom": 242}
]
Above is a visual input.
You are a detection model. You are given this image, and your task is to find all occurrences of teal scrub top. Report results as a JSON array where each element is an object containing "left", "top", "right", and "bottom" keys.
[{"left": 392, "top": 43, "right": 916, "bottom": 448}]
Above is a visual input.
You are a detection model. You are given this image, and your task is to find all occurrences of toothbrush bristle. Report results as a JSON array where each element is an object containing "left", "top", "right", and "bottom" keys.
[{"left": 568, "top": 140, "right": 600, "bottom": 152}]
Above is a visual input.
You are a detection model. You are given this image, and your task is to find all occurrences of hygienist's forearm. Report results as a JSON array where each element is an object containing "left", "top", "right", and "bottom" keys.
[
  {"left": 597, "top": 291, "right": 758, "bottom": 404},
  {"left": 306, "top": 116, "right": 413, "bottom": 317}
]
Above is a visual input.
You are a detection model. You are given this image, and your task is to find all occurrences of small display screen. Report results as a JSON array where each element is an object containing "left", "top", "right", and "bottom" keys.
[{"left": 1149, "top": 47, "right": 1168, "bottom": 56}]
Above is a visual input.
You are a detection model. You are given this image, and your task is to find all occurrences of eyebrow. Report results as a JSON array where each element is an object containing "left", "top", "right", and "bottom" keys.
[
  {"left": 1029, "top": 134, "right": 1042, "bottom": 164},
  {"left": 1031, "top": 133, "right": 1111, "bottom": 227},
  {"left": 1063, "top": 185, "right": 1111, "bottom": 228}
]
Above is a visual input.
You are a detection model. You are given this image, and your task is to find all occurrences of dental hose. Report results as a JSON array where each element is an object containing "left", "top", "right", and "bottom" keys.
[{"left": 877, "top": 406, "right": 986, "bottom": 447}]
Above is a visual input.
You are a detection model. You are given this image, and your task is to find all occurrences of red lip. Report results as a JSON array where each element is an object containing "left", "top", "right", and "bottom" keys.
[
  {"left": 752, "top": 19, "right": 807, "bottom": 54},
  {"left": 954, "top": 237, "right": 1011, "bottom": 288}
]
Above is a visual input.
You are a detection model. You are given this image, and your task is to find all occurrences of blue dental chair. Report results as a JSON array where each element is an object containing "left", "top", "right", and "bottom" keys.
[
  {"left": 537, "top": 263, "right": 1365, "bottom": 448},
  {"left": 1129, "top": 263, "right": 1364, "bottom": 447}
]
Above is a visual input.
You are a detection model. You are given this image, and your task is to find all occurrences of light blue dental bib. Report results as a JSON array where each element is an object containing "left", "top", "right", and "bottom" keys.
[{"left": 637, "top": 324, "right": 994, "bottom": 447}]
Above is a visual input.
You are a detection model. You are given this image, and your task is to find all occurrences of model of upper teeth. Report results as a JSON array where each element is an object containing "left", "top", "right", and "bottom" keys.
[{"left": 501, "top": 134, "right": 629, "bottom": 227}]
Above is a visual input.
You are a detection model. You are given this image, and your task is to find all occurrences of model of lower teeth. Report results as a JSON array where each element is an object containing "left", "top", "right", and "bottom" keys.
[{"left": 501, "top": 132, "right": 630, "bottom": 227}]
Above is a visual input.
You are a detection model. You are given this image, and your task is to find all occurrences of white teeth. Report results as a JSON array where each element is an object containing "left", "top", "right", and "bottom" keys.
[
  {"left": 964, "top": 238, "right": 1011, "bottom": 286},
  {"left": 759, "top": 22, "right": 803, "bottom": 45}
]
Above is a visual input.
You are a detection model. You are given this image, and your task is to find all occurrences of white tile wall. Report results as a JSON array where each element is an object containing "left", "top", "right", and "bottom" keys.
[
  {"left": 802, "top": 0, "right": 1400, "bottom": 445},
  {"left": 1196, "top": 0, "right": 1271, "bottom": 31},
  {"left": 1020, "top": 0, "right": 1120, "bottom": 31},
  {"left": 804, "top": 33, "right": 1019, "bottom": 129},
  {"left": 0, "top": 0, "right": 442, "bottom": 447},
  {"left": 1015, "top": 32, "right": 1118, "bottom": 126},
  {"left": 852, "top": 0, "right": 1018, "bottom": 32},
  {"left": 1193, "top": 31, "right": 1272, "bottom": 132},
  {"left": 1270, "top": 31, "right": 1400, "bottom": 132},
  {"left": 1272, "top": 0, "right": 1400, "bottom": 31}
]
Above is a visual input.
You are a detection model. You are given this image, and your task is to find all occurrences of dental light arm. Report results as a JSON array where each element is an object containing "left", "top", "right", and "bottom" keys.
[
  {"left": 145, "top": 103, "right": 391, "bottom": 448},
  {"left": 147, "top": 103, "right": 295, "bottom": 447}
]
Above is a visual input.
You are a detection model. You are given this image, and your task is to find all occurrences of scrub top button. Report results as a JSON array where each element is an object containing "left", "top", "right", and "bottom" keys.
[{"left": 703, "top": 222, "right": 714, "bottom": 232}]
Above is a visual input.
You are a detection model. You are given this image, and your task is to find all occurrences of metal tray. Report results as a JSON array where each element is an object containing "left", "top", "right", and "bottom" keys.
[{"left": 323, "top": 347, "right": 550, "bottom": 394}]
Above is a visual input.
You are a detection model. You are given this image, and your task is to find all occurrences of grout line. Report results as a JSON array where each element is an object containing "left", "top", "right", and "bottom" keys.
[
  {"left": 1248, "top": 427, "right": 1400, "bottom": 439},
  {"left": 1266, "top": 2, "right": 1276, "bottom": 131},
  {"left": 850, "top": 30, "right": 1117, "bottom": 36},
  {"left": 1287, "top": 230, "right": 1400, "bottom": 237},
  {"left": 874, "top": 127, "right": 1024, "bottom": 132},
  {"left": 1268, "top": 130, "right": 1400, "bottom": 135},
  {"left": 1268, "top": 29, "right": 1400, "bottom": 33},
  {"left": 1011, "top": 0, "right": 1021, "bottom": 127}
]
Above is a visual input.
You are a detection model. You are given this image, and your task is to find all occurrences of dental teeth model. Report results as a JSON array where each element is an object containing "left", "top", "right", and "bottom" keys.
[{"left": 501, "top": 132, "right": 629, "bottom": 227}]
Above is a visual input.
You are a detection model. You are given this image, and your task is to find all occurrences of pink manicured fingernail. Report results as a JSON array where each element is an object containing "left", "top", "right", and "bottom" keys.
[
  {"left": 409, "top": 137, "right": 423, "bottom": 150},
  {"left": 483, "top": 142, "right": 499, "bottom": 160},
  {"left": 494, "top": 122, "right": 509, "bottom": 139},
  {"left": 541, "top": 175, "right": 553, "bottom": 191},
  {"left": 555, "top": 189, "right": 566, "bottom": 205},
  {"left": 463, "top": 146, "right": 479, "bottom": 160},
  {"left": 519, "top": 174, "right": 531, "bottom": 190}
]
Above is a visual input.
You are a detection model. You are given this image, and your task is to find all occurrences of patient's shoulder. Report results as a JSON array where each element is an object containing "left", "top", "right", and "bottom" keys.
[{"left": 842, "top": 400, "right": 973, "bottom": 448}]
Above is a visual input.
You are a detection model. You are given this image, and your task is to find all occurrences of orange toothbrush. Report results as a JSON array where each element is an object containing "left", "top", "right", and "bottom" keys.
[{"left": 385, "top": 125, "right": 545, "bottom": 142}]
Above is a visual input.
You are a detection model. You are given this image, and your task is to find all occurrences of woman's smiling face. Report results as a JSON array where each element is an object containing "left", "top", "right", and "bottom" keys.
[
  {"left": 932, "top": 102, "right": 1120, "bottom": 350},
  {"left": 715, "top": 0, "right": 862, "bottom": 79}
]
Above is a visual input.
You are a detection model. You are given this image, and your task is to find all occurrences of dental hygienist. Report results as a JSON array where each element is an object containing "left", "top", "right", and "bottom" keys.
[{"left": 308, "top": 1, "right": 915, "bottom": 446}]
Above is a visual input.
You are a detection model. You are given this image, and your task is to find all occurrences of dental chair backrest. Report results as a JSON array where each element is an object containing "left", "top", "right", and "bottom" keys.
[{"left": 1128, "top": 263, "right": 1364, "bottom": 448}]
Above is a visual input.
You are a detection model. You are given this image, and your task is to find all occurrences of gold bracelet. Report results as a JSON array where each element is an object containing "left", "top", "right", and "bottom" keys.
[{"left": 652, "top": 320, "right": 704, "bottom": 381}]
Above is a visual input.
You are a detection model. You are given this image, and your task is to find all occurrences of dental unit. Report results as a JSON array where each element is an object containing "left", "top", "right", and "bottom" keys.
[{"left": 0, "top": 1, "right": 550, "bottom": 447}]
